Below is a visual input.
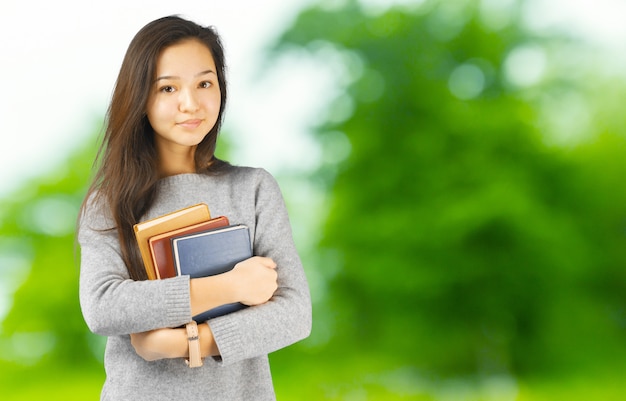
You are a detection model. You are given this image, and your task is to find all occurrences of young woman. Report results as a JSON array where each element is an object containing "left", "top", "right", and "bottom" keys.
[{"left": 78, "top": 15, "right": 311, "bottom": 400}]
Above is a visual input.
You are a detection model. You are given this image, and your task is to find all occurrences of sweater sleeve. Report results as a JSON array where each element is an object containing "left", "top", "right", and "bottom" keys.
[
  {"left": 78, "top": 195, "right": 193, "bottom": 336},
  {"left": 208, "top": 169, "right": 312, "bottom": 365}
]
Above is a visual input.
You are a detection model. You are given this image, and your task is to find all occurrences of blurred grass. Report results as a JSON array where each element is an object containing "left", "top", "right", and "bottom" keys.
[
  {"left": 270, "top": 348, "right": 626, "bottom": 400},
  {"left": 0, "top": 365, "right": 103, "bottom": 400},
  {"left": 1, "top": 357, "right": 623, "bottom": 400}
]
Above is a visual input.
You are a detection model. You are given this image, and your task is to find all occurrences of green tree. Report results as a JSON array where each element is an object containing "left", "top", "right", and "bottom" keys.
[
  {"left": 269, "top": 0, "right": 626, "bottom": 398},
  {"left": 0, "top": 123, "right": 104, "bottom": 399}
]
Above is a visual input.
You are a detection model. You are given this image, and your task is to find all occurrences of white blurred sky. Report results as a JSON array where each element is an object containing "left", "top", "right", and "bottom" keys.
[
  {"left": 1, "top": 0, "right": 625, "bottom": 198},
  {"left": 0, "top": 0, "right": 322, "bottom": 198}
]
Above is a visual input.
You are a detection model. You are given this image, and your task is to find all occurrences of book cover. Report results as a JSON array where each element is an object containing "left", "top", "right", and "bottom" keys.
[
  {"left": 149, "top": 216, "right": 229, "bottom": 279},
  {"left": 172, "top": 224, "right": 252, "bottom": 322},
  {"left": 133, "top": 203, "right": 211, "bottom": 280}
]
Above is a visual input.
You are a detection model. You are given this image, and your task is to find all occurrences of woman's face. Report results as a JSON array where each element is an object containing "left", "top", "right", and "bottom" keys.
[{"left": 146, "top": 39, "right": 221, "bottom": 157}]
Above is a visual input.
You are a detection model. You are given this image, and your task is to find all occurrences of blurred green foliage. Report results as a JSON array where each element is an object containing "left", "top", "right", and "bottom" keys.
[
  {"left": 0, "top": 122, "right": 104, "bottom": 398},
  {"left": 270, "top": 0, "right": 626, "bottom": 399},
  {"left": 1, "top": 0, "right": 625, "bottom": 400}
]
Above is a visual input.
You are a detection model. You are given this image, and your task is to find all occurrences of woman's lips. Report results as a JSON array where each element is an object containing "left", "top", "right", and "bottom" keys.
[{"left": 177, "top": 119, "right": 202, "bottom": 129}]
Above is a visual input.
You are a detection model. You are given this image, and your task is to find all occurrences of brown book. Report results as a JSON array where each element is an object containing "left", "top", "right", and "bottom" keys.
[
  {"left": 133, "top": 203, "right": 211, "bottom": 280},
  {"left": 149, "top": 216, "right": 230, "bottom": 279}
]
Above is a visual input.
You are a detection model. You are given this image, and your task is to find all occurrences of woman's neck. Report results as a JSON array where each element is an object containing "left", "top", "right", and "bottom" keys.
[{"left": 157, "top": 145, "right": 197, "bottom": 177}]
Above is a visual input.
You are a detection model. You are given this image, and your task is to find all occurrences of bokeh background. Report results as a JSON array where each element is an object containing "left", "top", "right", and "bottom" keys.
[{"left": 1, "top": 0, "right": 625, "bottom": 399}]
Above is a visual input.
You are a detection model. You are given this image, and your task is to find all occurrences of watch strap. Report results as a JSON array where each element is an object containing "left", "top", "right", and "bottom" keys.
[{"left": 185, "top": 321, "right": 203, "bottom": 368}]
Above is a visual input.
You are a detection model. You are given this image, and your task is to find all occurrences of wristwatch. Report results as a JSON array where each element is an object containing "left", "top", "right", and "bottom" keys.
[{"left": 185, "top": 321, "right": 203, "bottom": 368}]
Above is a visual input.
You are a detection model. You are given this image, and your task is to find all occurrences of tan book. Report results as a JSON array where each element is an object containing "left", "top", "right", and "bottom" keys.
[
  {"left": 149, "top": 216, "right": 229, "bottom": 279},
  {"left": 133, "top": 203, "right": 211, "bottom": 280}
]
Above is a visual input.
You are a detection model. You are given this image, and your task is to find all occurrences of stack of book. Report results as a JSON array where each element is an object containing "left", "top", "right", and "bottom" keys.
[{"left": 133, "top": 203, "right": 251, "bottom": 322}]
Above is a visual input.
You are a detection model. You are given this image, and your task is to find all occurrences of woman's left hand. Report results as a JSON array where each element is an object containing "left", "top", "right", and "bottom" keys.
[{"left": 130, "top": 328, "right": 186, "bottom": 361}]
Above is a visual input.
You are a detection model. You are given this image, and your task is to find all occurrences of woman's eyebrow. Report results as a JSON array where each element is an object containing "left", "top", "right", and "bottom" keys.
[{"left": 154, "top": 69, "right": 216, "bottom": 82}]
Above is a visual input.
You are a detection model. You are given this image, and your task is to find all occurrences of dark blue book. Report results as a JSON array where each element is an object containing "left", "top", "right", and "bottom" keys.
[{"left": 172, "top": 224, "right": 252, "bottom": 322}]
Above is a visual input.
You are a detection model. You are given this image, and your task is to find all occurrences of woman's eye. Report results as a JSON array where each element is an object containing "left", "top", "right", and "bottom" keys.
[
  {"left": 159, "top": 85, "right": 175, "bottom": 93},
  {"left": 199, "top": 81, "right": 212, "bottom": 89}
]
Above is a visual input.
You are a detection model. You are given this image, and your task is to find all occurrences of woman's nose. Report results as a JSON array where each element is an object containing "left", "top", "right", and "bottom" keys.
[{"left": 178, "top": 88, "right": 199, "bottom": 113}]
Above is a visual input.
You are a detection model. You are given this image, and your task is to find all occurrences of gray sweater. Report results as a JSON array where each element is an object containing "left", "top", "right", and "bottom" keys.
[{"left": 78, "top": 167, "right": 312, "bottom": 401}]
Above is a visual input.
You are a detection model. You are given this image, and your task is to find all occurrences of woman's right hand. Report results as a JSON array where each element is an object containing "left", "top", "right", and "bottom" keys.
[
  {"left": 228, "top": 256, "right": 278, "bottom": 306},
  {"left": 189, "top": 256, "right": 278, "bottom": 317}
]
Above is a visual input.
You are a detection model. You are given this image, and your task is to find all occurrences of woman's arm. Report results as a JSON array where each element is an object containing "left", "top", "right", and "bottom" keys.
[
  {"left": 206, "top": 169, "right": 312, "bottom": 365},
  {"left": 130, "top": 255, "right": 279, "bottom": 361},
  {"left": 130, "top": 322, "right": 219, "bottom": 361},
  {"left": 78, "top": 199, "right": 193, "bottom": 335}
]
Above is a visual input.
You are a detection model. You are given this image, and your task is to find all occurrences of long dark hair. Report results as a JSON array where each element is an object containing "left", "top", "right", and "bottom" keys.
[{"left": 81, "top": 15, "right": 229, "bottom": 280}]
